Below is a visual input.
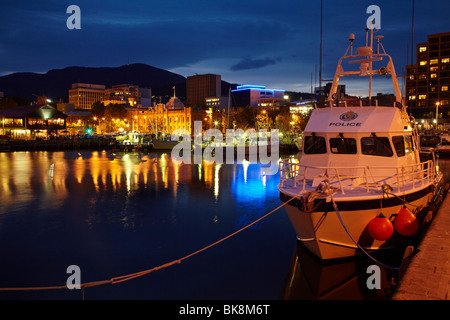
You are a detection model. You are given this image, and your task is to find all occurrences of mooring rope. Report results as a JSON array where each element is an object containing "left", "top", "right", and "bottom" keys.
[{"left": 0, "top": 190, "right": 303, "bottom": 295}]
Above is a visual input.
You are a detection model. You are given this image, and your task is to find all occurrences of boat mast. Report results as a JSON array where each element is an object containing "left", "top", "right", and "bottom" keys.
[
  {"left": 319, "top": 0, "right": 323, "bottom": 93},
  {"left": 369, "top": 24, "right": 374, "bottom": 106}
]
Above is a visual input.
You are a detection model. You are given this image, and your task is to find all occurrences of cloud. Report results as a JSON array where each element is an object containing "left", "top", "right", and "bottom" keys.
[{"left": 230, "top": 57, "right": 281, "bottom": 71}]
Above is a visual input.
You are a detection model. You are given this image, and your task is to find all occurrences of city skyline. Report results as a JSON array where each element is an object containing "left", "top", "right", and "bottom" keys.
[{"left": 1, "top": 0, "right": 450, "bottom": 97}]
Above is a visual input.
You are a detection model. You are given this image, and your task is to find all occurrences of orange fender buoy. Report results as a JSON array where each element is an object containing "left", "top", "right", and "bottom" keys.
[
  {"left": 368, "top": 213, "right": 394, "bottom": 241},
  {"left": 394, "top": 207, "right": 419, "bottom": 237}
]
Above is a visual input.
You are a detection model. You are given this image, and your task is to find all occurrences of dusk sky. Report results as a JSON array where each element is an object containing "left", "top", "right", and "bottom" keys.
[{"left": 1, "top": 0, "right": 449, "bottom": 97}]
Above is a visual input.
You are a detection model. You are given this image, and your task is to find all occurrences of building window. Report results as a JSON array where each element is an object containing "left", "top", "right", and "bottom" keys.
[
  {"left": 419, "top": 46, "right": 427, "bottom": 52},
  {"left": 419, "top": 61, "right": 427, "bottom": 66},
  {"left": 419, "top": 95, "right": 427, "bottom": 100},
  {"left": 48, "top": 118, "right": 65, "bottom": 127},
  {"left": 418, "top": 73, "right": 427, "bottom": 79},
  {"left": 442, "top": 58, "right": 450, "bottom": 64},
  {"left": 430, "top": 59, "right": 439, "bottom": 65},
  {"left": 442, "top": 86, "right": 449, "bottom": 92},
  {"left": 409, "top": 75, "right": 415, "bottom": 80},
  {"left": 409, "top": 95, "right": 416, "bottom": 100},
  {"left": 430, "top": 73, "right": 438, "bottom": 79},
  {"left": 4, "top": 118, "right": 23, "bottom": 127},
  {"left": 28, "top": 118, "right": 46, "bottom": 126},
  {"left": 430, "top": 66, "right": 439, "bottom": 72}
]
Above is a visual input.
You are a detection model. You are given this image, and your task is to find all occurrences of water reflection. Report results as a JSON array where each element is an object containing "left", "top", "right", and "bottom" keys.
[
  {"left": 0, "top": 151, "right": 246, "bottom": 207},
  {"left": 281, "top": 242, "right": 401, "bottom": 300},
  {"left": 0, "top": 150, "right": 292, "bottom": 299},
  {"left": 0, "top": 150, "right": 282, "bottom": 236}
]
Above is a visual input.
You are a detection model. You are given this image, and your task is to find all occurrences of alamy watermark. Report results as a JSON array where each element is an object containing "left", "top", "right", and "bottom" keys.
[
  {"left": 366, "top": 5, "right": 381, "bottom": 30},
  {"left": 64, "top": 263, "right": 383, "bottom": 291},
  {"left": 366, "top": 265, "right": 381, "bottom": 290},
  {"left": 66, "top": 5, "right": 81, "bottom": 30},
  {"left": 170, "top": 121, "right": 280, "bottom": 175},
  {"left": 66, "top": 265, "right": 81, "bottom": 289}
]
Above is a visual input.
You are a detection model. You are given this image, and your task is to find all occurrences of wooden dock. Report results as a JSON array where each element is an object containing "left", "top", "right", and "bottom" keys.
[{"left": 392, "top": 190, "right": 450, "bottom": 300}]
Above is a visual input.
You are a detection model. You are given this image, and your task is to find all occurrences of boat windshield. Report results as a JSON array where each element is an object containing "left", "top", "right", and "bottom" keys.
[
  {"left": 361, "top": 137, "right": 393, "bottom": 157},
  {"left": 304, "top": 136, "right": 327, "bottom": 154},
  {"left": 330, "top": 138, "right": 357, "bottom": 154}
]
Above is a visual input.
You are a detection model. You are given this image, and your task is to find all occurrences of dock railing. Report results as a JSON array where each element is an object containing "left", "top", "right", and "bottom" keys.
[{"left": 279, "top": 158, "right": 435, "bottom": 195}]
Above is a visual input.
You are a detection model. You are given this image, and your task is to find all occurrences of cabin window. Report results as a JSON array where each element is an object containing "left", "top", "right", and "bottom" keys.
[
  {"left": 304, "top": 136, "right": 327, "bottom": 154},
  {"left": 329, "top": 138, "right": 357, "bottom": 154},
  {"left": 392, "top": 136, "right": 405, "bottom": 157},
  {"left": 361, "top": 137, "right": 393, "bottom": 157},
  {"left": 404, "top": 135, "right": 415, "bottom": 154}
]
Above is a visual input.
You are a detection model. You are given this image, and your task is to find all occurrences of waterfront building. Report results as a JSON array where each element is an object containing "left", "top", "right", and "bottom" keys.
[
  {"left": 406, "top": 31, "right": 450, "bottom": 128},
  {"left": 290, "top": 98, "right": 315, "bottom": 115},
  {"left": 231, "top": 85, "right": 285, "bottom": 108},
  {"left": 104, "top": 84, "right": 151, "bottom": 108},
  {"left": 257, "top": 97, "right": 285, "bottom": 109},
  {"left": 125, "top": 107, "right": 153, "bottom": 133},
  {"left": 127, "top": 102, "right": 206, "bottom": 135},
  {"left": 68, "top": 83, "right": 105, "bottom": 110},
  {"left": 187, "top": 74, "right": 221, "bottom": 107},
  {"left": 0, "top": 104, "right": 66, "bottom": 139},
  {"left": 147, "top": 103, "right": 207, "bottom": 135}
]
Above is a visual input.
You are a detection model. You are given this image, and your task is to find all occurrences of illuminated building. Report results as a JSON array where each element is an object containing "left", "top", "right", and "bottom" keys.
[
  {"left": 290, "top": 98, "right": 315, "bottom": 115},
  {"left": 205, "top": 96, "right": 229, "bottom": 110},
  {"left": 68, "top": 83, "right": 105, "bottom": 110},
  {"left": 231, "top": 85, "right": 285, "bottom": 107},
  {"left": 187, "top": 74, "right": 221, "bottom": 107},
  {"left": 104, "top": 84, "right": 151, "bottom": 108},
  {"left": 0, "top": 104, "right": 66, "bottom": 139},
  {"left": 406, "top": 31, "right": 450, "bottom": 127},
  {"left": 126, "top": 103, "right": 206, "bottom": 135}
]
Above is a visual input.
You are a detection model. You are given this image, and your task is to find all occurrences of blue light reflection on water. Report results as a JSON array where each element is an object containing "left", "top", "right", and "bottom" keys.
[{"left": 0, "top": 151, "right": 296, "bottom": 299}]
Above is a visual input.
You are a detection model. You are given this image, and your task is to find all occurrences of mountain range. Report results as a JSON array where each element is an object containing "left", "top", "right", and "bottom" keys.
[
  {"left": 0, "top": 63, "right": 309, "bottom": 105},
  {"left": 0, "top": 63, "right": 188, "bottom": 102}
]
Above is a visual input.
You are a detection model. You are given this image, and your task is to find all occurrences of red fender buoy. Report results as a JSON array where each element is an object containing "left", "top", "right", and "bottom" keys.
[
  {"left": 368, "top": 213, "right": 394, "bottom": 241},
  {"left": 394, "top": 207, "right": 419, "bottom": 237}
]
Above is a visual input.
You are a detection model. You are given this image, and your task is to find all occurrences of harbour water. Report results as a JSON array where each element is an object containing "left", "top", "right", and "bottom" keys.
[{"left": 0, "top": 151, "right": 448, "bottom": 300}]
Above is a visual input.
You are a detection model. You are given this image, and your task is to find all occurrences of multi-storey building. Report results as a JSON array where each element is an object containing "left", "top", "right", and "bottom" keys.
[
  {"left": 104, "top": 84, "right": 151, "bottom": 108},
  {"left": 186, "top": 74, "right": 221, "bottom": 107},
  {"left": 68, "top": 83, "right": 105, "bottom": 110},
  {"left": 231, "top": 85, "right": 285, "bottom": 108},
  {"left": 406, "top": 32, "right": 450, "bottom": 128}
]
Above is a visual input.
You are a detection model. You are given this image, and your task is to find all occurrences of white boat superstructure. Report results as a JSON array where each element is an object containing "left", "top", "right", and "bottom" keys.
[
  {"left": 436, "top": 134, "right": 450, "bottom": 155},
  {"left": 278, "top": 28, "right": 444, "bottom": 260}
]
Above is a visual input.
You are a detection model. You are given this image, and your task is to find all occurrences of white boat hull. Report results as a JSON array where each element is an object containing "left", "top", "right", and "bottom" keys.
[{"left": 280, "top": 185, "right": 437, "bottom": 260}]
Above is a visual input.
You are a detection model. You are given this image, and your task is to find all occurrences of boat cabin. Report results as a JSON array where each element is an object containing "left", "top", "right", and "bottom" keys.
[{"left": 301, "top": 106, "right": 419, "bottom": 170}]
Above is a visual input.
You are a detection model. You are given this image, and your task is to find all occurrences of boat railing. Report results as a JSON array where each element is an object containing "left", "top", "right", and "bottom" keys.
[{"left": 279, "top": 158, "right": 435, "bottom": 195}]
